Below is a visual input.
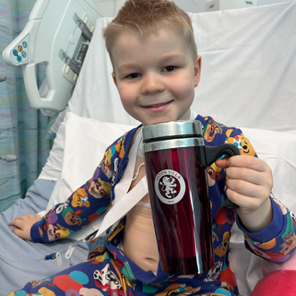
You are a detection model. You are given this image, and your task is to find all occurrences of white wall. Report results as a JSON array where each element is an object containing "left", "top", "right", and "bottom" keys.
[
  {"left": 172, "top": 0, "right": 207, "bottom": 13},
  {"left": 92, "top": 0, "right": 207, "bottom": 17},
  {"left": 92, "top": 0, "right": 294, "bottom": 17},
  {"left": 92, "top": 0, "right": 125, "bottom": 17}
]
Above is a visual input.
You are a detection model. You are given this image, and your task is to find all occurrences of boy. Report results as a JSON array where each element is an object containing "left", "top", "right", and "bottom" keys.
[{"left": 8, "top": 0, "right": 296, "bottom": 295}]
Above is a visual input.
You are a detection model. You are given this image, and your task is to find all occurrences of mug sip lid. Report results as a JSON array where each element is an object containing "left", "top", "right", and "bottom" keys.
[{"left": 142, "top": 120, "right": 203, "bottom": 143}]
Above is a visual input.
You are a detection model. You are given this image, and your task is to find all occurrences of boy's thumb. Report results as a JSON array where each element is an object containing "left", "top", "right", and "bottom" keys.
[{"left": 215, "top": 158, "right": 229, "bottom": 169}]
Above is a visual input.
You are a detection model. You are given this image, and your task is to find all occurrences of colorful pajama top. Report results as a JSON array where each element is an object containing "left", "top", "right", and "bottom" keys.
[{"left": 25, "top": 115, "right": 296, "bottom": 296}]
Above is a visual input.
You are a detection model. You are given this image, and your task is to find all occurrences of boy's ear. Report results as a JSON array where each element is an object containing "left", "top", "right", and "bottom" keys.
[
  {"left": 194, "top": 55, "right": 202, "bottom": 87},
  {"left": 112, "top": 72, "right": 118, "bottom": 87}
]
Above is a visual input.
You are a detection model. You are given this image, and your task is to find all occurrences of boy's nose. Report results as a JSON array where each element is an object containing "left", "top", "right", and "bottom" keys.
[{"left": 140, "top": 73, "right": 165, "bottom": 95}]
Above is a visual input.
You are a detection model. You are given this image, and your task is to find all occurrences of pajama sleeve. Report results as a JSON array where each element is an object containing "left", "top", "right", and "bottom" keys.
[
  {"left": 236, "top": 195, "right": 296, "bottom": 263},
  {"left": 30, "top": 133, "right": 127, "bottom": 243}
]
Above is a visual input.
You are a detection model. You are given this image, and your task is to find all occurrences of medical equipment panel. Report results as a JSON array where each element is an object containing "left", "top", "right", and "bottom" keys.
[{"left": 3, "top": 0, "right": 98, "bottom": 112}]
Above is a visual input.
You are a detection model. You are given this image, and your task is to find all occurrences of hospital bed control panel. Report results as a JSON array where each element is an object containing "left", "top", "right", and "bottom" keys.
[
  {"left": 10, "top": 35, "right": 30, "bottom": 65},
  {"left": 2, "top": 0, "right": 98, "bottom": 112}
]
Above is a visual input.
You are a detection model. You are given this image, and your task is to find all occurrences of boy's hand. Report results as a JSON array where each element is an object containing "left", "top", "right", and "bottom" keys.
[
  {"left": 8, "top": 214, "right": 41, "bottom": 241},
  {"left": 216, "top": 155, "right": 273, "bottom": 232}
]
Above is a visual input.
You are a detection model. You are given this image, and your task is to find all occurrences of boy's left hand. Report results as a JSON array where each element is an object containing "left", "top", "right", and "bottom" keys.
[
  {"left": 8, "top": 214, "right": 41, "bottom": 241},
  {"left": 216, "top": 155, "right": 273, "bottom": 232}
]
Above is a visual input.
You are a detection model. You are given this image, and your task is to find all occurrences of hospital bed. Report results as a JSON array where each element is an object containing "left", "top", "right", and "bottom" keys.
[{"left": 1, "top": 1, "right": 296, "bottom": 295}]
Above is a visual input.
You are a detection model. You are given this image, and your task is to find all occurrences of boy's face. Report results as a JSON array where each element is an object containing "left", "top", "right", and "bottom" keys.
[{"left": 111, "top": 28, "right": 201, "bottom": 126}]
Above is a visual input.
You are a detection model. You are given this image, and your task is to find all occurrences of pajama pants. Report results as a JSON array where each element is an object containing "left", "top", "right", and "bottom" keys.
[{"left": 7, "top": 249, "right": 239, "bottom": 296}]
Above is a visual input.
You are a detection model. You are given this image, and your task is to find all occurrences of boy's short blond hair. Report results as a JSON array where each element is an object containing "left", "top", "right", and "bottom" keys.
[{"left": 103, "top": 0, "right": 197, "bottom": 59}]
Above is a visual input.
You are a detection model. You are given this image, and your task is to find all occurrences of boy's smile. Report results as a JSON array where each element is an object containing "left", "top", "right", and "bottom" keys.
[{"left": 111, "top": 28, "right": 201, "bottom": 126}]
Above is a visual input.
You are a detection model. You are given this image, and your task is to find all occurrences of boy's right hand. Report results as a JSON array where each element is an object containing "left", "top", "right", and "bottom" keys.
[{"left": 8, "top": 214, "right": 41, "bottom": 241}]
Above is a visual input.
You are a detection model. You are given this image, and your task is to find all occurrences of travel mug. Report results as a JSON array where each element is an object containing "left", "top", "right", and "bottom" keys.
[{"left": 142, "top": 120, "right": 240, "bottom": 275}]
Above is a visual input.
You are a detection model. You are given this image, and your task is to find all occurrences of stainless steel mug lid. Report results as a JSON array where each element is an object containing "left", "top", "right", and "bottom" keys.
[{"left": 142, "top": 120, "right": 203, "bottom": 143}]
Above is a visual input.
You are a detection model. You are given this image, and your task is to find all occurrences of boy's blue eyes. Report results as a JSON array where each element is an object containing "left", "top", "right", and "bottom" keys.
[
  {"left": 126, "top": 66, "right": 176, "bottom": 79},
  {"left": 163, "top": 66, "right": 176, "bottom": 72},
  {"left": 128, "top": 73, "right": 141, "bottom": 79}
]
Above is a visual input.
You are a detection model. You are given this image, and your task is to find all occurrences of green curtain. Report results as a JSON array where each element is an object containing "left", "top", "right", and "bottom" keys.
[{"left": 0, "top": 0, "right": 50, "bottom": 212}]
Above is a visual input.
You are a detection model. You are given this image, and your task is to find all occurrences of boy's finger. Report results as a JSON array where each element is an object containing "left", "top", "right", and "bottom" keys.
[
  {"left": 9, "top": 218, "right": 23, "bottom": 229},
  {"left": 227, "top": 155, "right": 267, "bottom": 171},
  {"left": 8, "top": 214, "right": 35, "bottom": 226},
  {"left": 17, "top": 214, "right": 35, "bottom": 220},
  {"left": 215, "top": 158, "right": 229, "bottom": 169},
  {"left": 8, "top": 220, "right": 14, "bottom": 226},
  {"left": 12, "top": 228, "right": 30, "bottom": 240},
  {"left": 8, "top": 218, "right": 20, "bottom": 226},
  {"left": 12, "top": 228, "right": 24, "bottom": 238}
]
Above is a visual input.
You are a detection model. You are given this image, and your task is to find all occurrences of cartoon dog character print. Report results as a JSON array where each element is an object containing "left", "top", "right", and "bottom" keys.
[
  {"left": 280, "top": 233, "right": 296, "bottom": 255},
  {"left": 204, "top": 261, "right": 223, "bottom": 282},
  {"left": 225, "top": 130, "right": 255, "bottom": 156},
  {"left": 72, "top": 188, "right": 90, "bottom": 208},
  {"left": 215, "top": 231, "right": 231, "bottom": 257},
  {"left": 238, "top": 134, "right": 256, "bottom": 155},
  {"left": 64, "top": 210, "right": 82, "bottom": 226},
  {"left": 204, "top": 119, "right": 222, "bottom": 142},
  {"left": 245, "top": 239, "right": 272, "bottom": 260},
  {"left": 47, "top": 223, "right": 70, "bottom": 241},
  {"left": 115, "top": 136, "right": 125, "bottom": 159},
  {"left": 88, "top": 179, "right": 111, "bottom": 199},
  {"left": 207, "top": 163, "right": 222, "bottom": 187},
  {"left": 93, "top": 264, "right": 123, "bottom": 295},
  {"left": 101, "top": 136, "right": 124, "bottom": 184},
  {"left": 101, "top": 147, "right": 114, "bottom": 179},
  {"left": 56, "top": 199, "right": 70, "bottom": 214}
]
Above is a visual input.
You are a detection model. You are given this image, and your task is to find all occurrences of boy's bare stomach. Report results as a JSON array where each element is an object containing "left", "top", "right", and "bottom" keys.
[{"left": 123, "top": 194, "right": 159, "bottom": 273}]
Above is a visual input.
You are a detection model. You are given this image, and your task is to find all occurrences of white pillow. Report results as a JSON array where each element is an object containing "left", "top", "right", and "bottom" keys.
[
  {"left": 38, "top": 116, "right": 66, "bottom": 181},
  {"left": 43, "top": 112, "right": 135, "bottom": 240}
]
